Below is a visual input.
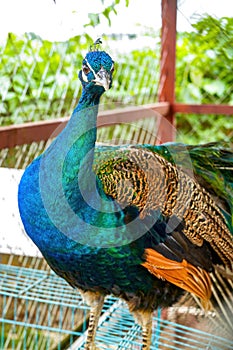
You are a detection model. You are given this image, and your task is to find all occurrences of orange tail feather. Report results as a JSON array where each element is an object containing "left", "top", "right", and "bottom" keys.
[{"left": 142, "top": 248, "right": 212, "bottom": 309}]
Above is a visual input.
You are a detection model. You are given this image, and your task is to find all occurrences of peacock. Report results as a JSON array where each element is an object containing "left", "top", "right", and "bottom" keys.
[{"left": 18, "top": 45, "right": 233, "bottom": 349}]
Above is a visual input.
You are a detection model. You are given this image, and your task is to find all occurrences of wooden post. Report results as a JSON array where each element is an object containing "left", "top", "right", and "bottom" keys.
[{"left": 158, "top": 0, "right": 177, "bottom": 142}]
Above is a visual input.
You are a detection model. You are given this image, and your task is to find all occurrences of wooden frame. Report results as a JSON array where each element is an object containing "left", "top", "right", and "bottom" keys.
[
  {"left": 0, "top": 0, "right": 232, "bottom": 150},
  {"left": 158, "top": 0, "right": 233, "bottom": 140},
  {"left": 173, "top": 103, "right": 233, "bottom": 115}
]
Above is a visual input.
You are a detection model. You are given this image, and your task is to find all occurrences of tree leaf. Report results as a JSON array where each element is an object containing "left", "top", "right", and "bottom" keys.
[
  {"left": 203, "top": 80, "right": 226, "bottom": 97},
  {"left": 85, "top": 13, "right": 100, "bottom": 27}
]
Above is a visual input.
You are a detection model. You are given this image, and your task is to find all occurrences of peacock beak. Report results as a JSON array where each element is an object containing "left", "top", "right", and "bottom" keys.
[{"left": 92, "top": 67, "right": 111, "bottom": 91}]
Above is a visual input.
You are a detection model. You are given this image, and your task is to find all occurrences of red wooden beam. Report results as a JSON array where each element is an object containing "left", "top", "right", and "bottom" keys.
[
  {"left": 158, "top": 0, "right": 177, "bottom": 142},
  {"left": 0, "top": 119, "right": 65, "bottom": 150},
  {"left": 0, "top": 103, "right": 170, "bottom": 149},
  {"left": 173, "top": 103, "right": 233, "bottom": 115}
]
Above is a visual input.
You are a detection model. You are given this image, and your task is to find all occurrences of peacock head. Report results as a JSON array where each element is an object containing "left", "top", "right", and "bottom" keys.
[{"left": 79, "top": 50, "right": 114, "bottom": 94}]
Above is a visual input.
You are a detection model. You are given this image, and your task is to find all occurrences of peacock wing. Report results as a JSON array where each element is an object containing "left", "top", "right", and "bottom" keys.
[
  {"left": 94, "top": 144, "right": 233, "bottom": 267},
  {"left": 145, "top": 142, "right": 233, "bottom": 230},
  {"left": 93, "top": 143, "right": 233, "bottom": 304},
  {"left": 187, "top": 142, "right": 233, "bottom": 230}
]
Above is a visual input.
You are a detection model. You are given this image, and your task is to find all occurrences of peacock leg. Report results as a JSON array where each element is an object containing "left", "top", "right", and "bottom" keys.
[
  {"left": 132, "top": 310, "right": 153, "bottom": 350},
  {"left": 79, "top": 290, "right": 105, "bottom": 350},
  {"left": 141, "top": 314, "right": 152, "bottom": 350}
]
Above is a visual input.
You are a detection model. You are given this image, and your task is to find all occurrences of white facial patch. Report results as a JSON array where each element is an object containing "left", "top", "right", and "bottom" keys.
[
  {"left": 85, "top": 59, "right": 97, "bottom": 77},
  {"left": 82, "top": 70, "right": 88, "bottom": 82}
]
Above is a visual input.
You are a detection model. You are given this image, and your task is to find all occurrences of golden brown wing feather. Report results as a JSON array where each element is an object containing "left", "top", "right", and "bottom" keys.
[{"left": 95, "top": 146, "right": 233, "bottom": 269}]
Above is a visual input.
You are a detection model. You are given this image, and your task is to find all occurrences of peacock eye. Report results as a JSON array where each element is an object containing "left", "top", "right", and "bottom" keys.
[
  {"left": 83, "top": 65, "right": 90, "bottom": 75},
  {"left": 110, "top": 65, "right": 114, "bottom": 74}
]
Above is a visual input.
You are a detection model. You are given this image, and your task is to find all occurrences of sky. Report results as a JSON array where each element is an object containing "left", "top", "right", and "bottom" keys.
[{"left": 0, "top": 0, "right": 231, "bottom": 42}]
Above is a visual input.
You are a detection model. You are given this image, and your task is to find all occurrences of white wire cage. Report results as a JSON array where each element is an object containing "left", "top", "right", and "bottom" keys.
[{"left": 1, "top": 262, "right": 233, "bottom": 349}]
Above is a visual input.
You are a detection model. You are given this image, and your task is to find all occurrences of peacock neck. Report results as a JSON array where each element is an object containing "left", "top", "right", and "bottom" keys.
[
  {"left": 64, "top": 88, "right": 102, "bottom": 157},
  {"left": 75, "top": 88, "right": 102, "bottom": 112},
  {"left": 44, "top": 87, "right": 103, "bottom": 170},
  {"left": 37, "top": 86, "right": 104, "bottom": 224},
  {"left": 60, "top": 88, "right": 103, "bottom": 192}
]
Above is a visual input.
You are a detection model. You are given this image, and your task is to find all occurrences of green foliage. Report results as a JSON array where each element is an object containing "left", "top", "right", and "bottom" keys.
[
  {"left": 176, "top": 16, "right": 233, "bottom": 105},
  {"left": 175, "top": 15, "right": 233, "bottom": 144},
  {"left": 0, "top": 33, "right": 159, "bottom": 125},
  {"left": 0, "top": 15, "right": 232, "bottom": 144},
  {"left": 0, "top": 33, "right": 92, "bottom": 124},
  {"left": 176, "top": 114, "right": 233, "bottom": 145},
  {"left": 85, "top": 0, "right": 129, "bottom": 27}
]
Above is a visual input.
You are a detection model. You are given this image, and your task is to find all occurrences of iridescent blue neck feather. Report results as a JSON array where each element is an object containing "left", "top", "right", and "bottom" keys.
[{"left": 18, "top": 52, "right": 127, "bottom": 252}]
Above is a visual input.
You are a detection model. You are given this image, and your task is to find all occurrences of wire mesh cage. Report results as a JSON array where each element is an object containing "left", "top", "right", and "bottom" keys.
[
  {"left": 75, "top": 302, "right": 233, "bottom": 350},
  {"left": 1, "top": 263, "right": 233, "bottom": 349},
  {"left": 1, "top": 264, "right": 85, "bottom": 350}
]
